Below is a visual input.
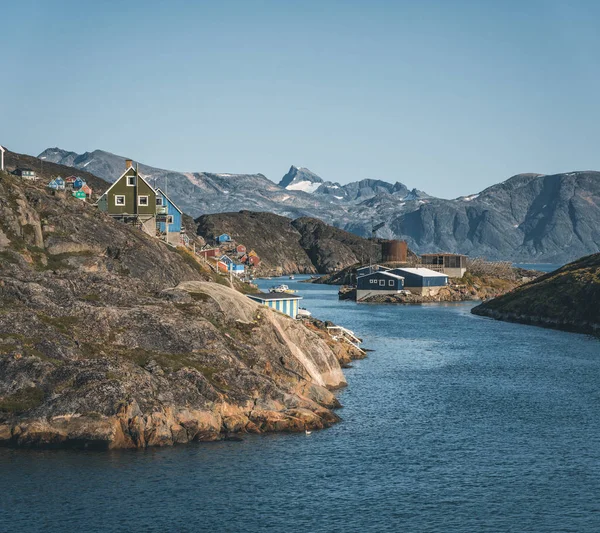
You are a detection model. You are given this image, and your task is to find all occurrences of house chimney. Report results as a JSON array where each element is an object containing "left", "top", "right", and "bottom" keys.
[{"left": 125, "top": 159, "right": 133, "bottom": 169}]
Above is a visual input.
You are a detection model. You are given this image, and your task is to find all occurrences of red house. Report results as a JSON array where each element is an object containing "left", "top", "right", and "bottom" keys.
[
  {"left": 236, "top": 244, "right": 246, "bottom": 254},
  {"left": 198, "top": 248, "right": 219, "bottom": 259}
]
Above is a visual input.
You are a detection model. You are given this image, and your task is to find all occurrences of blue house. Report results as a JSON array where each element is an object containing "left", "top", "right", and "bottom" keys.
[
  {"left": 230, "top": 263, "right": 245, "bottom": 276},
  {"left": 219, "top": 254, "right": 234, "bottom": 266},
  {"left": 356, "top": 270, "right": 405, "bottom": 301},
  {"left": 247, "top": 293, "right": 303, "bottom": 319},
  {"left": 48, "top": 177, "right": 65, "bottom": 190},
  {"left": 216, "top": 233, "right": 231, "bottom": 243},
  {"left": 219, "top": 255, "right": 245, "bottom": 276},
  {"left": 72, "top": 177, "right": 84, "bottom": 190},
  {"left": 155, "top": 188, "right": 183, "bottom": 246},
  {"left": 389, "top": 267, "right": 448, "bottom": 296}
]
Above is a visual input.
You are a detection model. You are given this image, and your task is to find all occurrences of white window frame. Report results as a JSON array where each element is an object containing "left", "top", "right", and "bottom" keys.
[
  {"left": 138, "top": 195, "right": 149, "bottom": 207},
  {"left": 115, "top": 195, "right": 126, "bottom": 206},
  {"left": 389, "top": 280, "right": 394, "bottom": 286},
  {"left": 166, "top": 215, "right": 174, "bottom": 224},
  {"left": 156, "top": 197, "right": 163, "bottom": 206},
  {"left": 127, "top": 176, "right": 136, "bottom": 187},
  {"left": 379, "top": 280, "right": 385, "bottom": 286}
]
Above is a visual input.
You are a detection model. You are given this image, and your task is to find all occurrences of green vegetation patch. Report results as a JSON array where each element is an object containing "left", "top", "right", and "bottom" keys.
[
  {"left": 37, "top": 314, "right": 79, "bottom": 334},
  {"left": 0, "top": 386, "right": 45, "bottom": 414},
  {"left": 175, "top": 247, "right": 206, "bottom": 276}
]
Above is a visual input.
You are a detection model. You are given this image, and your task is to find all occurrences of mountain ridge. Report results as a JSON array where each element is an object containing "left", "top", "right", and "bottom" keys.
[{"left": 38, "top": 147, "right": 600, "bottom": 263}]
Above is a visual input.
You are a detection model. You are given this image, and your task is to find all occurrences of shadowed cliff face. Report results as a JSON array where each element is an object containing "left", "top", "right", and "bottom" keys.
[
  {"left": 195, "top": 211, "right": 382, "bottom": 274},
  {"left": 472, "top": 253, "right": 600, "bottom": 335},
  {"left": 0, "top": 174, "right": 355, "bottom": 449}
]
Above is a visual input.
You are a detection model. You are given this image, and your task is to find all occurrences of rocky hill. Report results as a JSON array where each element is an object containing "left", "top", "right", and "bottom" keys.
[
  {"left": 472, "top": 253, "right": 600, "bottom": 335},
  {"left": 0, "top": 172, "right": 358, "bottom": 449},
  {"left": 40, "top": 147, "right": 600, "bottom": 263},
  {"left": 195, "top": 211, "right": 381, "bottom": 274},
  {"left": 5, "top": 148, "right": 110, "bottom": 196}
]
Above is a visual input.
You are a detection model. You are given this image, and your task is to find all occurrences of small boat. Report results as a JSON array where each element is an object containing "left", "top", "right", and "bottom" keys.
[
  {"left": 289, "top": 275, "right": 295, "bottom": 280},
  {"left": 296, "top": 308, "right": 312, "bottom": 318},
  {"left": 269, "top": 284, "right": 297, "bottom": 294},
  {"left": 305, "top": 430, "right": 312, "bottom": 435}
]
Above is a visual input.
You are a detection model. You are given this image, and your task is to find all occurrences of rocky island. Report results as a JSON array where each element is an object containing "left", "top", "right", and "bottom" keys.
[
  {"left": 472, "top": 253, "right": 600, "bottom": 336},
  {"left": 0, "top": 172, "right": 362, "bottom": 449}
]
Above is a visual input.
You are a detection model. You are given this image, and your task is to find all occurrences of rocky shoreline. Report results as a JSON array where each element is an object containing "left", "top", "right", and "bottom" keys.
[
  {"left": 471, "top": 253, "right": 600, "bottom": 336},
  {"left": 0, "top": 173, "right": 364, "bottom": 450}
]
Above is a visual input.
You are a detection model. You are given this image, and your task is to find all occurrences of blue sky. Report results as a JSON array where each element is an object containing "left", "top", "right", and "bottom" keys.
[{"left": 2, "top": 0, "right": 600, "bottom": 198}]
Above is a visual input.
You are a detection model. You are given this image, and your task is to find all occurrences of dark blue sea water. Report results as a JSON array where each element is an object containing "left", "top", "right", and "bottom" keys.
[
  {"left": 514, "top": 263, "right": 563, "bottom": 273},
  {"left": 1, "top": 276, "right": 599, "bottom": 532}
]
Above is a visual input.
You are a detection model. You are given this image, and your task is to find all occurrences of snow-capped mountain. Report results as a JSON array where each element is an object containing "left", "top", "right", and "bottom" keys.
[
  {"left": 38, "top": 147, "right": 600, "bottom": 263},
  {"left": 278, "top": 165, "right": 326, "bottom": 193}
]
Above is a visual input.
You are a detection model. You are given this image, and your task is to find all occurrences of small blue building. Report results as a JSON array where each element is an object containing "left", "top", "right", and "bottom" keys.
[
  {"left": 220, "top": 255, "right": 245, "bottom": 276},
  {"left": 72, "top": 177, "right": 84, "bottom": 190},
  {"left": 356, "top": 270, "right": 405, "bottom": 301},
  {"left": 155, "top": 188, "right": 183, "bottom": 246},
  {"left": 248, "top": 293, "right": 303, "bottom": 319},
  {"left": 389, "top": 267, "right": 448, "bottom": 296},
  {"left": 48, "top": 177, "right": 65, "bottom": 190},
  {"left": 219, "top": 254, "right": 234, "bottom": 266},
  {"left": 216, "top": 233, "right": 231, "bottom": 243}
]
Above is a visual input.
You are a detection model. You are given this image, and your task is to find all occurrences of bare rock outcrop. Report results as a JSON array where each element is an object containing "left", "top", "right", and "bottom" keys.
[{"left": 0, "top": 174, "right": 357, "bottom": 449}]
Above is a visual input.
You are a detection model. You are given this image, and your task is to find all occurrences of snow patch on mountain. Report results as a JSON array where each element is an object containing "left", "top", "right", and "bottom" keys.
[{"left": 286, "top": 180, "right": 323, "bottom": 193}]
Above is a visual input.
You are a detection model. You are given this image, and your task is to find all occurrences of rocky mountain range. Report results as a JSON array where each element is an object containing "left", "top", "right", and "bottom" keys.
[{"left": 39, "top": 148, "right": 600, "bottom": 263}]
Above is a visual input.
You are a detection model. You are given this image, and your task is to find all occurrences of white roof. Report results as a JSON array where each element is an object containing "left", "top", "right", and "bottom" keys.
[
  {"left": 358, "top": 270, "right": 404, "bottom": 280},
  {"left": 393, "top": 267, "right": 448, "bottom": 278},
  {"left": 357, "top": 265, "right": 390, "bottom": 273}
]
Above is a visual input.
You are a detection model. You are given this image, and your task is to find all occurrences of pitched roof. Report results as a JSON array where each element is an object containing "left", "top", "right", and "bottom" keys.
[
  {"left": 101, "top": 166, "right": 156, "bottom": 198},
  {"left": 357, "top": 265, "right": 390, "bottom": 274},
  {"left": 392, "top": 267, "right": 448, "bottom": 278},
  {"left": 155, "top": 187, "right": 183, "bottom": 214},
  {"left": 359, "top": 270, "right": 404, "bottom": 280}
]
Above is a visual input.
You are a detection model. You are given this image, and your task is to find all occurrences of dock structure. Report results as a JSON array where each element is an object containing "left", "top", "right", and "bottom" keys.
[
  {"left": 247, "top": 293, "right": 302, "bottom": 319},
  {"left": 326, "top": 325, "right": 365, "bottom": 355}
]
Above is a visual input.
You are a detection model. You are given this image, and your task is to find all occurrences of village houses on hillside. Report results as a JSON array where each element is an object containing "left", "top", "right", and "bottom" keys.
[{"left": 4, "top": 153, "right": 263, "bottom": 281}]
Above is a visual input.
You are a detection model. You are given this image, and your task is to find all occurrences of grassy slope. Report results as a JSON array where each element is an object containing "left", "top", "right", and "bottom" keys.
[{"left": 472, "top": 253, "right": 600, "bottom": 335}]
